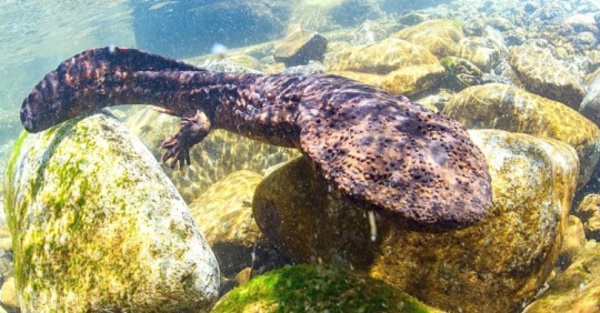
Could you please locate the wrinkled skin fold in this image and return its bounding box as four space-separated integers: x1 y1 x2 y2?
20 47 492 230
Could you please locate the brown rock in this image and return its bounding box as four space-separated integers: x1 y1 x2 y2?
274 25 328 67
443 83 600 188
509 45 586 109
253 129 579 313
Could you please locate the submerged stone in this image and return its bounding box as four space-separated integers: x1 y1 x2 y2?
326 38 438 74
188 170 267 276
575 194 600 241
443 83 600 188
330 63 445 96
524 240 600 312
393 19 464 57
212 264 444 313
273 25 327 67
4 111 219 312
252 129 579 313
509 45 586 109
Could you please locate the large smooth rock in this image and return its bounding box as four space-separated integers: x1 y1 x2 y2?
393 20 464 57
326 38 439 74
509 45 586 109
252 129 579 313
443 83 600 188
212 264 444 313
4 112 219 312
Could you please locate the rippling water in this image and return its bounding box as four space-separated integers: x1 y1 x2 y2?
0 0 134 137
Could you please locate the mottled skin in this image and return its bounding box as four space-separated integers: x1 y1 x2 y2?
21 47 492 230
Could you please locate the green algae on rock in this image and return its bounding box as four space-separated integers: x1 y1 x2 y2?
211 264 444 313
252 129 579 313
443 83 600 189
4 111 219 313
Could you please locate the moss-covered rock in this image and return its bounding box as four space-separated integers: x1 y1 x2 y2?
326 38 439 74
211 264 444 313
393 20 464 57
443 83 600 188
252 129 579 313
509 45 586 109
4 111 219 312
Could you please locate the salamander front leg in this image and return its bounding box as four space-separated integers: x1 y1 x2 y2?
160 109 212 169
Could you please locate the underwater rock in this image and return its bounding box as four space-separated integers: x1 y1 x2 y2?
351 20 389 46
443 83 600 189
273 25 327 67
211 264 444 313
524 240 600 313
574 194 600 241
580 73 600 128
125 107 300 203
454 36 502 72
393 20 465 58
509 45 586 109
0 277 18 311
326 38 438 74
189 170 273 276
330 63 445 96
4 112 219 312
252 129 579 313
557 215 587 270
439 56 483 91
